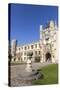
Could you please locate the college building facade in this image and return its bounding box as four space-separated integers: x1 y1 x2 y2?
10 20 58 63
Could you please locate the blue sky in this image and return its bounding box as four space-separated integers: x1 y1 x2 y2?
10 4 58 45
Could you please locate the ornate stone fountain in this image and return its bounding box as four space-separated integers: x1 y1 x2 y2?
18 51 42 86
25 58 32 72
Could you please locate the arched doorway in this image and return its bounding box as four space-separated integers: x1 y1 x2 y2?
45 52 51 62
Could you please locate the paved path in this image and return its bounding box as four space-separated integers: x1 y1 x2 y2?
10 62 53 86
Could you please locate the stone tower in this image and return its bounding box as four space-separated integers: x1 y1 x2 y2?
40 20 58 63
40 25 43 40
11 40 17 61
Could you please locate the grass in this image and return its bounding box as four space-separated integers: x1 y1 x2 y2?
32 63 58 85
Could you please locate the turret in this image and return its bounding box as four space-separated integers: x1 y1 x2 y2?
55 21 58 30
40 25 43 40
11 40 17 61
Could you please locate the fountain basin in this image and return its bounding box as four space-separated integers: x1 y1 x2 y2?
18 70 42 81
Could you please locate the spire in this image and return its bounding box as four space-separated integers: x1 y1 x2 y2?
40 25 43 31
55 21 57 30
49 20 54 28
40 25 43 40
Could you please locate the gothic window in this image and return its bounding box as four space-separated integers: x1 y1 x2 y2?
35 44 37 48
24 46 27 50
28 45 29 49
19 48 20 50
31 45 33 49
45 34 49 40
46 43 49 45
39 51 40 55
53 56 54 58
24 57 26 60
35 51 37 55
46 37 49 41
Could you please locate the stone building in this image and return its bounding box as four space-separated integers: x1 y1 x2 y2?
10 20 58 63
11 40 17 61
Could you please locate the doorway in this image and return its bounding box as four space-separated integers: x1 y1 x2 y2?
45 52 51 62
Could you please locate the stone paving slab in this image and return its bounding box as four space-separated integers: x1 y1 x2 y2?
10 62 53 86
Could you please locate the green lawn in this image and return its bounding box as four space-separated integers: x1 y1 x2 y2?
32 63 58 85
